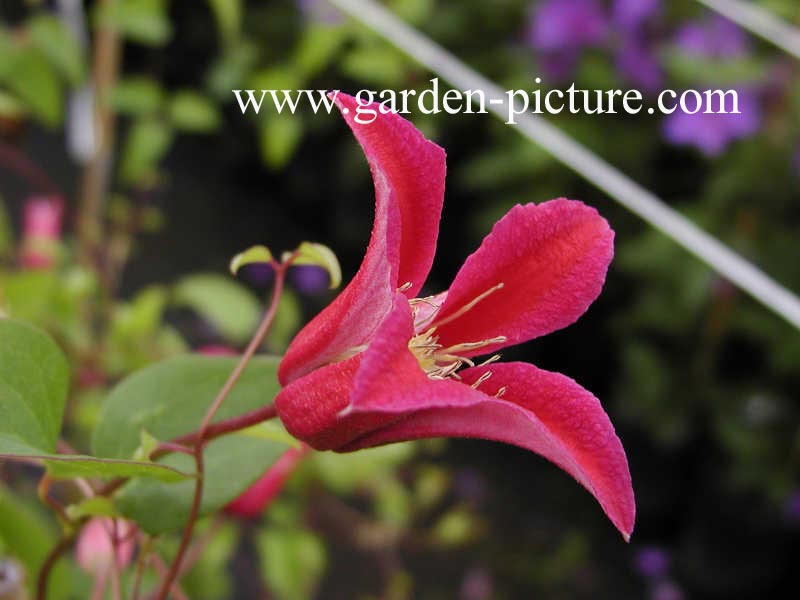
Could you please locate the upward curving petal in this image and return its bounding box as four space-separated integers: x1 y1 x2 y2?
279 94 446 384
343 362 635 540
431 199 614 357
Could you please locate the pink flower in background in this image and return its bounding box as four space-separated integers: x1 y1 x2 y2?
227 444 310 517
76 518 136 575
20 195 64 269
275 94 635 539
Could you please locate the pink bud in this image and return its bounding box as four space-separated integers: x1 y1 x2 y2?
75 518 136 575
20 196 64 270
227 444 309 518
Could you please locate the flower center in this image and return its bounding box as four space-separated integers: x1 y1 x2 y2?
407 283 506 387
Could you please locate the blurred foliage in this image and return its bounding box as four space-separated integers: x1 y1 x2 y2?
0 0 798 598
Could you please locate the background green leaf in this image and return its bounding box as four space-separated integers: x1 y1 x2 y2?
172 274 262 344
92 355 287 533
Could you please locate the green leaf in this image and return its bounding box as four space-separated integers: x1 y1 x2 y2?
0 485 76 599
97 0 172 46
230 244 274 275
169 91 221 132
27 14 85 84
0 318 185 481
110 77 164 115
0 319 69 455
259 113 303 170
0 195 13 258
64 496 117 521
290 242 341 289
293 24 345 79
257 526 327 600
172 274 262 343
1 47 63 126
92 355 287 533
206 0 241 46
119 117 173 185
44 455 190 482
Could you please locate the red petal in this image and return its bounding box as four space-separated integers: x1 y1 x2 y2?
226 444 309 518
344 362 635 540
431 200 614 356
279 94 446 384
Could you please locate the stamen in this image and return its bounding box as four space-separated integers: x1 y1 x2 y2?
470 370 492 389
476 354 501 368
430 283 504 329
397 281 413 292
495 386 507 398
439 336 506 355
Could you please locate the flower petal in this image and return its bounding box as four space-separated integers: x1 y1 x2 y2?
344 362 635 540
278 93 446 384
431 199 614 356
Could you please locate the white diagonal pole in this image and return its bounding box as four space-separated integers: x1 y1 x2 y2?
696 0 800 61
329 0 800 330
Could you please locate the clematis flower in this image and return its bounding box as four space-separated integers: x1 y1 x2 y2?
19 195 64 270
76 518 136 575
227 444 310 518
275 94 635 539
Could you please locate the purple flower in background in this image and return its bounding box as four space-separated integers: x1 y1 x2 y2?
650 580 685 600
289 264 329 295
633 546 671 579
616 37 663 92
528 0 608 52
296 0 342 24
662 88 761 157
783 489 800 524
527 0 608 80
612 0 661 32
459 567 493 600
674 15 749 59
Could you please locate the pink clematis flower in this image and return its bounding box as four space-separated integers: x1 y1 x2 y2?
275 94 635 539
19 195 64 269
227 444 310 518
76 518 136 575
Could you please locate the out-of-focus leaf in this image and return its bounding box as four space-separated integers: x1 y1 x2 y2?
96 0 172 46
206 0 241 46
662 50 767 86
257 526 327 600
1 47 62 126
173 274 262 343
0 485 76 599
207 42 259 99
294 24 345 78
389 0 434 24
27 14 85 84
312 443 415 494
0 90 26 118
119 117 173 185
340 46 408 86
259 113 303 170
0 319 68 456
0 196 13 257
104 286 187 375
431 505 482 547
266 289 302 353
92 355 287 533
182 521 238 600
169 91 221 132
110 77 164 115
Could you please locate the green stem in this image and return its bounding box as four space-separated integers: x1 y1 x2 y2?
152 262 288 600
